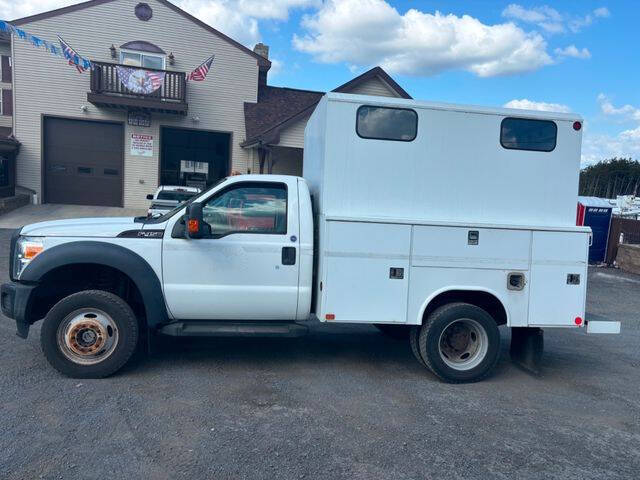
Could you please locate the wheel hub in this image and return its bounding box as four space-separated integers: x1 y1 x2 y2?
57 309 119 365
438 318 488 371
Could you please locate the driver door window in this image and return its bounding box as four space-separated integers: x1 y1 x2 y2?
202 184 287 237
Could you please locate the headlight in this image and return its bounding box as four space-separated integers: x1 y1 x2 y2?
13 237 44 280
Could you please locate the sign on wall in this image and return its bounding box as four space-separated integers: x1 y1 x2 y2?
130 134 153 157
128 110 151 127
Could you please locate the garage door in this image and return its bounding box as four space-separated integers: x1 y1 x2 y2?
44 118 123 207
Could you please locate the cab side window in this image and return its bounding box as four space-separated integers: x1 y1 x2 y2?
202 183 287 237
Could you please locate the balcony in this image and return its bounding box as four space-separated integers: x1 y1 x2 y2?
88 61 188 115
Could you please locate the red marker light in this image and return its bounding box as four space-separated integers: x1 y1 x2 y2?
573 121 582 131
574 316 583 325
325 314 335 321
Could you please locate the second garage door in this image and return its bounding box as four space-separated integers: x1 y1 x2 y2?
44 117 124 207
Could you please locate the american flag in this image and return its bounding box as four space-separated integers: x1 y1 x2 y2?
58 35 89 73
187 55 214 82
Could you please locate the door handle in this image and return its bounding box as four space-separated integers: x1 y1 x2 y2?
282 247 296 265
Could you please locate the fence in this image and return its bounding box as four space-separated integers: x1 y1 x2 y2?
605 216 640 264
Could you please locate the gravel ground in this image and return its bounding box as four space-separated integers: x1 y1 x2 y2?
0 228 638 479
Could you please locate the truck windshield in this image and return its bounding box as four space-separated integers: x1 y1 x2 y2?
157 191 198 202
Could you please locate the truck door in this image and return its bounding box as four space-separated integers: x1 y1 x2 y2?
162 178 300 320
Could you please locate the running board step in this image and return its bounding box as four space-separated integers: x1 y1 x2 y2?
158 321 309 338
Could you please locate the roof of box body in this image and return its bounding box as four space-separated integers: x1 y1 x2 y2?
324 92 583 122
11 0 270 70
242 66 412 146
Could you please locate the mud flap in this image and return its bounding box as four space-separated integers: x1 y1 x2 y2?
510 327 543 375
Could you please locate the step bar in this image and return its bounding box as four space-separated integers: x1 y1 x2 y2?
158 321 309 338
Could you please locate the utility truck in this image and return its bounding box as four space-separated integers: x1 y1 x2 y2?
1 93 620 382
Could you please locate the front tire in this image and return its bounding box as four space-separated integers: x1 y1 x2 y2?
418 303 500 383
41 290 139 378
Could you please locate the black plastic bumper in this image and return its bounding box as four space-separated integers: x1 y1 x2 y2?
1 282 37 338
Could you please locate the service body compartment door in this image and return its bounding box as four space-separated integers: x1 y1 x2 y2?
322 221 411 323
528 231 589 326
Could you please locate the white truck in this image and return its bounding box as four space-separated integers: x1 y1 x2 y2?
1 93 619 382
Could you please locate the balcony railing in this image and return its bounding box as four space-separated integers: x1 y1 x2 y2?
88 61 187 114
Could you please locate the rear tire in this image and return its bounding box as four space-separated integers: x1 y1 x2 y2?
409 326 429 369
418 302 500 383
41 290 139 378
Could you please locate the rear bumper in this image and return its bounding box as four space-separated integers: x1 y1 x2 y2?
585 312 621 334
1 282 37 338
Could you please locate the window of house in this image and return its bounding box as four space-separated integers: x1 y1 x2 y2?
500 117 557 152
0 88 3 115
120 49 165 70
202 183 287 237
356 105 418 141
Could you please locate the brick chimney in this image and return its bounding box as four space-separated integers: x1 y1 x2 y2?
254 43 270 87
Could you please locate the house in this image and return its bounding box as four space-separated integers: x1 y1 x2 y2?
9 0 410 208
0 30 17 197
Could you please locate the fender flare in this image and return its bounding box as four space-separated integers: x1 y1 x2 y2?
416 286 510 326
21 241 168 328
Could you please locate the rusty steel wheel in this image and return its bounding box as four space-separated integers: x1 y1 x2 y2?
56 308 120 365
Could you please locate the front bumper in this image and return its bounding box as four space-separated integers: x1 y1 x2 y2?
1 282 37 338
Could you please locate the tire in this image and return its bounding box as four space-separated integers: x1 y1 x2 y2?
409 326 429 369
374 324 410 340
41 290 139 378
418 302 500 383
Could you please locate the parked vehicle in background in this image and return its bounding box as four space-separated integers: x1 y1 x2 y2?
146 185 201 217
0 93 620 382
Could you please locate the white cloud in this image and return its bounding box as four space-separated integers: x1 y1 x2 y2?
268 58 283 77
504 98 571 113
502 4 610 34
502 4 564 33
293 0 553 77
554 45 591 59
597 94 640 122
582 95 640 165
2 0 320 46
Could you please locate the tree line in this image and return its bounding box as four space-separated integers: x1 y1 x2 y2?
579 158 640 198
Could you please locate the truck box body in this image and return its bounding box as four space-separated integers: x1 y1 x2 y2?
304 93 590 327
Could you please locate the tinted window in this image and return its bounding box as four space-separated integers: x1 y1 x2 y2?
356 106 417 141
157 191 197 202
500 118 557 152
202 184 287 236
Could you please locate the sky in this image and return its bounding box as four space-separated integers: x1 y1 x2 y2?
3 0 639 166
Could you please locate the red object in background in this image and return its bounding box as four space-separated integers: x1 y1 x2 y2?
576 202 586 226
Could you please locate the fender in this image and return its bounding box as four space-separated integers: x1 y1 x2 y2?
21 241 168 328
416 286 510 326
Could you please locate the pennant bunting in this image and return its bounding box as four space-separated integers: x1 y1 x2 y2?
187 54 215 82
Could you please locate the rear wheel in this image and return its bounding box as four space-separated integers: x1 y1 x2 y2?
417 302 500 383
41 290 139 378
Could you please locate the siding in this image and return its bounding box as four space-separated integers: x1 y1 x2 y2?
277 114 310 149
0 42 11 128
13 0 259 208
347 76 399 98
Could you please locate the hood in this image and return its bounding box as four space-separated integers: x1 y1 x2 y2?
20 217 142 238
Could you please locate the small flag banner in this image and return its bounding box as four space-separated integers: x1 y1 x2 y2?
116 66 165 94
0 20 91 73
187 54 214 82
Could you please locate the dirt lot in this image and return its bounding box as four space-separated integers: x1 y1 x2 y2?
0 228 639 480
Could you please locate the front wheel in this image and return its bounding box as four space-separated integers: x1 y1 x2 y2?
41 290 139 378
417 302 500 383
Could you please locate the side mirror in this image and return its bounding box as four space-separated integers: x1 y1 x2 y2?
185 202 206 239
146 194 154 200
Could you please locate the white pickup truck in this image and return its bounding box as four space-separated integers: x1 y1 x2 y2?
1 93 619 382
